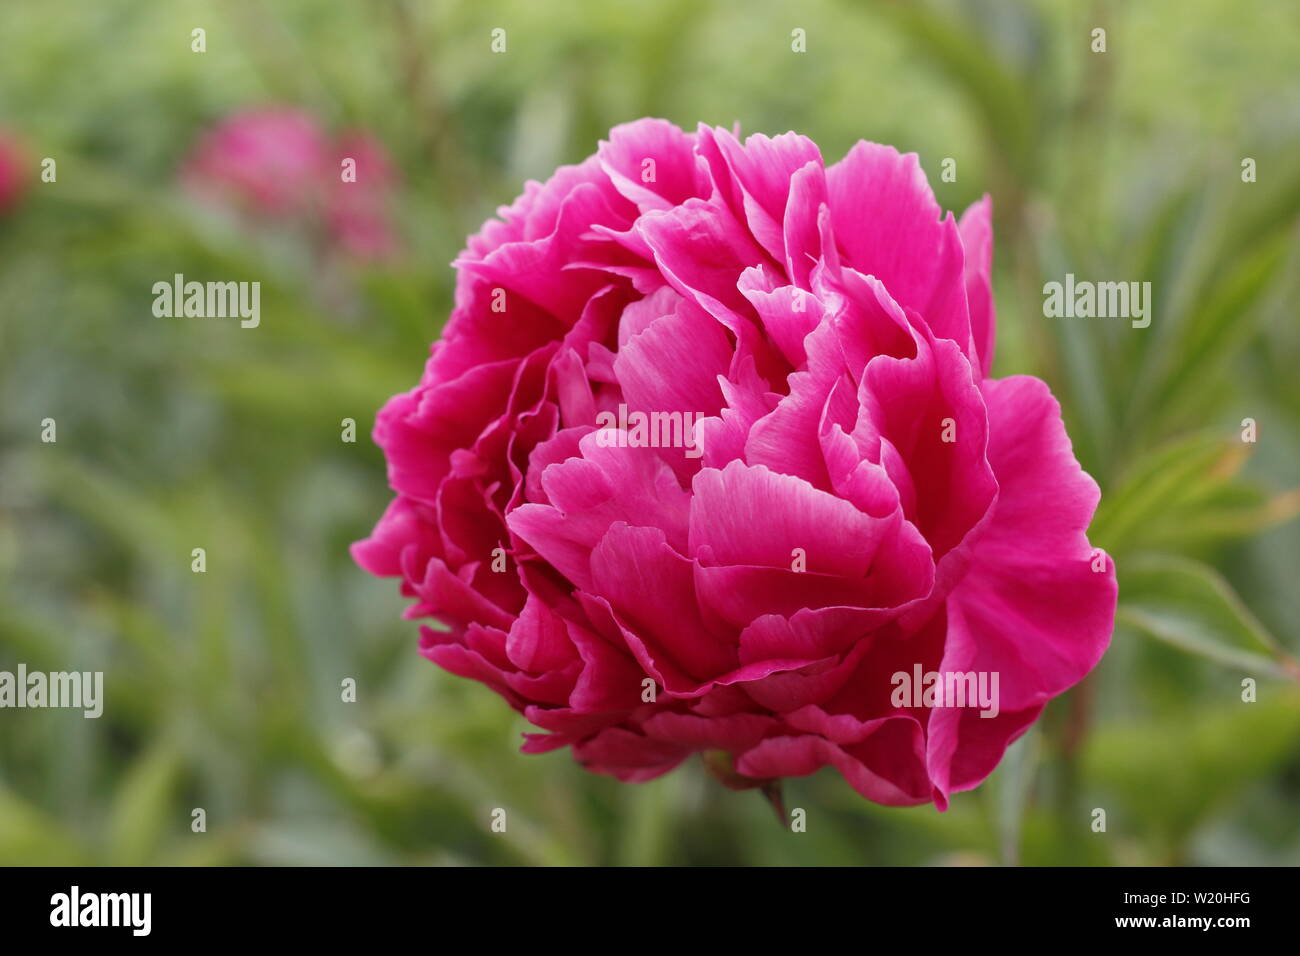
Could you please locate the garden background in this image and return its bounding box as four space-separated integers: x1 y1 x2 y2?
1 0 1298 865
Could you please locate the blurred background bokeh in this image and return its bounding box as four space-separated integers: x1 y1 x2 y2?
1 0 1298 866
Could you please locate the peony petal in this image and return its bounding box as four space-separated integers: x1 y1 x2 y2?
709 127 824 265
736 729 930 807
958 195 996 377
597 117 708 212
590 523 737 681
689 460 890 576
572 727 689 782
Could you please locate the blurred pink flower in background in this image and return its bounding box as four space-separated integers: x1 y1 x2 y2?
0 131 30 215
183 108 331 215
328 132 401 261
182 108 400 260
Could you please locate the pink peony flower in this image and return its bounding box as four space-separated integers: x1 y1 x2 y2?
0 131 30 215
353 119 1117 809
182 108 399 259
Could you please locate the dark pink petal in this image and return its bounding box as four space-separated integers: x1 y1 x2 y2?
783 163 829 288
853 326 996 561
974 375 1102 562
375 359 518 502
694 360 780 468
457 182 635 323
590 523 737 681
925 697 1043 800
351 496 440 578
508 432 692 590
709 127 824 264
616 286 680 347
409 558 516 632
597 118 708 212
739 635 872 710
825 142 974 363
565 618 647 712
941 376 1116 714
736 730 930 807
636 196 772 322
613 297 731 422
420 625 525 711
959 195 996 377
827 143 943 298
572 728 689 782
689 461 890 576
505 594 579 672
737 266 824 368
642 711 778 752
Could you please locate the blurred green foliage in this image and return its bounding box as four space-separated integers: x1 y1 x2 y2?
1 0 1298 865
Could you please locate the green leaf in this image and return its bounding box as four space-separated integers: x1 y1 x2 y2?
1118 554 1296 679
1091 433 1240 556
105 740 181 866
1137 232 1292 439
1090 433 1297 557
